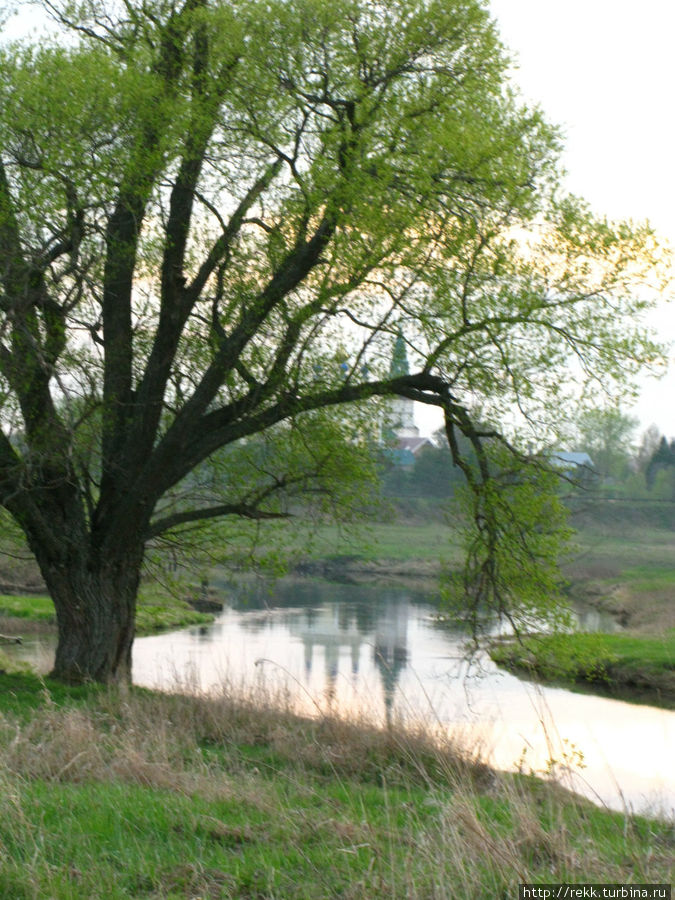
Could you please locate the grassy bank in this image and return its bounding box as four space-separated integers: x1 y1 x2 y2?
490 632 675 709
0 672 672 899
0 583 214 639
572 563 675 634
487 521 675 706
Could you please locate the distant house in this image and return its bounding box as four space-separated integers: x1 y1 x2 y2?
397 435 433 456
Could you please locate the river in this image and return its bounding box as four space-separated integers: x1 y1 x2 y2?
8 576 675 819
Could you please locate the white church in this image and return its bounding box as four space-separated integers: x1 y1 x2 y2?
384 333 435 464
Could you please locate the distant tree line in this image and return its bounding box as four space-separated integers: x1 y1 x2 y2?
646 436 675 492
381 445 462 501
380 411 675 506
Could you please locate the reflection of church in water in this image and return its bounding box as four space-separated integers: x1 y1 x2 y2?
287 595 409 724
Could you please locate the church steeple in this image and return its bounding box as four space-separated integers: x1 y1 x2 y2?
390 330 409 378
385 331 418 438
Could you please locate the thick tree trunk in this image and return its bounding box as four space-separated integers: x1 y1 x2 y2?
42 550 143 685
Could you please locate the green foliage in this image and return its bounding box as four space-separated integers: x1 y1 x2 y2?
443 445 573 637
646 436 675 495
146 406 383 579
574 406 639 479
382 446 464 500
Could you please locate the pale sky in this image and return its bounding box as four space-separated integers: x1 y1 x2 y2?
487 0 675 438
3 1 674 437
416 0 675 439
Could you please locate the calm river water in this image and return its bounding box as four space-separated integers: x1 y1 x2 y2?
11 576 675 818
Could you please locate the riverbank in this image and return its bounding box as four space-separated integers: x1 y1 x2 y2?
489 632 675 709
0 582 215 644
485 523 675 707
0 671 671 899
2 514 673 706
285 517 675 708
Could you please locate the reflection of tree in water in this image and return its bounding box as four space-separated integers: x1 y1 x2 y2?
216 577 344 612
214 575 434 614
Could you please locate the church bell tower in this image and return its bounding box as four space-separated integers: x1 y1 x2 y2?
386 332 419 439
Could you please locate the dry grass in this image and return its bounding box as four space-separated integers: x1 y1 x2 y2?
0 676 672 898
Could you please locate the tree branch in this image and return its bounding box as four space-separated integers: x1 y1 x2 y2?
99 0 209 495
146 503 289 539
185 158 283 304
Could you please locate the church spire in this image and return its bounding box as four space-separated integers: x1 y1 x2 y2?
385 330 418 438
390 330 409 378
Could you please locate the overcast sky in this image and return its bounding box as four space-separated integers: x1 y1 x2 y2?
487 0 674 437
3 1 674 437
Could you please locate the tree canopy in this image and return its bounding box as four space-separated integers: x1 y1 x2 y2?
0 0 665 682
646 435 675 494
574 407 639 479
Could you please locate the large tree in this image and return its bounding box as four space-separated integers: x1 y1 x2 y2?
0 0 662 682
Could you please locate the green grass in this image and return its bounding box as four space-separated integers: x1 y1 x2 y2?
352 521 462 562
565 524 675 579
0 673 671 898
210 516 464 568
616 565 675 593
0 670 102 715
0 592 56 622
135 582 214 633
0 584 213 636
595 631 675 667
490 631 675 708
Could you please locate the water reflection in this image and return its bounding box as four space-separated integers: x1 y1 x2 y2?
208 578 419 721
134 577 675 818
4 576 673 818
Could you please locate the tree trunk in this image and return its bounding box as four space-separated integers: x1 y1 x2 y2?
42 550 143 684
